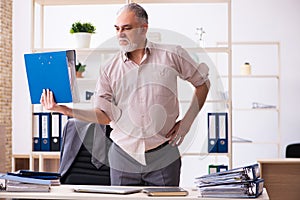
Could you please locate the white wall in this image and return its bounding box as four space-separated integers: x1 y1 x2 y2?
12 0 32 154
231 0 300 156
12 0 300 186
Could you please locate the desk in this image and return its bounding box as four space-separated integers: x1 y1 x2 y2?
258 158 300 200
0 185 269 200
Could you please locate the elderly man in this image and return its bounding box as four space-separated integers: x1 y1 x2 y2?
41 3 210 186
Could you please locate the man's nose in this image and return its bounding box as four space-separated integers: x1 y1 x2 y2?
117 31 125 37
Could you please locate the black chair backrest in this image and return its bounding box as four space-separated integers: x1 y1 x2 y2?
286 143 300 158
60 125 112 185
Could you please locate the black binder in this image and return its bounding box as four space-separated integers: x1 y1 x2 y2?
50 112 61 151
32 113 41 151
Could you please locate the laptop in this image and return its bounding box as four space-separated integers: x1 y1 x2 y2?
73 185 142 195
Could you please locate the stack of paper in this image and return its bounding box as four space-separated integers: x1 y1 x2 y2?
0 174 51 192
7 170 61 186
195 164 264 198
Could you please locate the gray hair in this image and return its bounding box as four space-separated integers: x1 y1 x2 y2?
118 3 148 24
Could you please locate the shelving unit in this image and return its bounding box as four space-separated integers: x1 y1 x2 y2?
218 41 280 167
13 0 232 182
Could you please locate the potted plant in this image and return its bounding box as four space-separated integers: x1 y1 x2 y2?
70 21 96 48
75 61 86 78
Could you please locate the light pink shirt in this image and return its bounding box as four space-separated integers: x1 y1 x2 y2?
94 41 209 164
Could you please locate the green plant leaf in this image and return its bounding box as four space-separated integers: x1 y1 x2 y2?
75 61 86 72
70 21 96 34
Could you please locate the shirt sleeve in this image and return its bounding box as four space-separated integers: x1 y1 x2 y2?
93 71 121 123
175 45 209 87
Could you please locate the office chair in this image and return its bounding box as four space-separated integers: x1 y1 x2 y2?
285 143 300 158
59 119 112 185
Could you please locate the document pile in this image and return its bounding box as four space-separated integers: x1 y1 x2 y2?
7 170 61 186
0 174 51 192
195 164 264 198
0 170 61 192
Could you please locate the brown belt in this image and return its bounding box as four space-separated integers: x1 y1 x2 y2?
145 141 169 153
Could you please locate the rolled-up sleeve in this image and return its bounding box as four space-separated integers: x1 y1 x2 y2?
93 72 121 123
175 46 209 87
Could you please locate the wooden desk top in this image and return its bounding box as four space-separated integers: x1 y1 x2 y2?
0 185 269 200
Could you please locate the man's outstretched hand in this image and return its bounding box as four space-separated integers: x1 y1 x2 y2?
40 89 60 111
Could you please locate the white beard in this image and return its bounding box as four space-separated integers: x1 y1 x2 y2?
119 38 138 52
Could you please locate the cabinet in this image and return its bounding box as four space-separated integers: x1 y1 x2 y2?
258 159 300 200
13 0 232 186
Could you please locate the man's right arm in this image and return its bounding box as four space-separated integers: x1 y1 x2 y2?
40 89 111 125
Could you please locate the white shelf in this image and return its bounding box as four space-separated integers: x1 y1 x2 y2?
187 47 230 53
32 47 230 54
34 0 230 6
34 0 129 5
233 108 279 112
221 75 279 79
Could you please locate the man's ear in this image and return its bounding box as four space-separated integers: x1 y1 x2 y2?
142 24 148 34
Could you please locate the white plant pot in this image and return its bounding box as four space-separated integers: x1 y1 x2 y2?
74 32 92 48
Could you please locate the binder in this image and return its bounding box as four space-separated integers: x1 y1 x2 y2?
196 164 264 198
208 112 228 153
0 174 51 192
8 170 61 179
198 179 264 198
208 113 218 153
196 164 260 186
24 50 79 104
32 113 41 151
208 165 228 174
218 113 228 153
60 114 69 149
40 113 51 151
50 112 61 151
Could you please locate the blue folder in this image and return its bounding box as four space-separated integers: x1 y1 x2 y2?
24 50 78 104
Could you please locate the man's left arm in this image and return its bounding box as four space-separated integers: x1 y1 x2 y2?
166 80 210 145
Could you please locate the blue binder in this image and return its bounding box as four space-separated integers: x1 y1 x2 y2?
217 113 228 153
24 50 79 104
208 112 228 153
40 113 51 151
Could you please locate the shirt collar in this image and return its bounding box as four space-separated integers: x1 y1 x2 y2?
121 40 152 62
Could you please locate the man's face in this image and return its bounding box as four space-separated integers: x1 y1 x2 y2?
114 10 147 52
